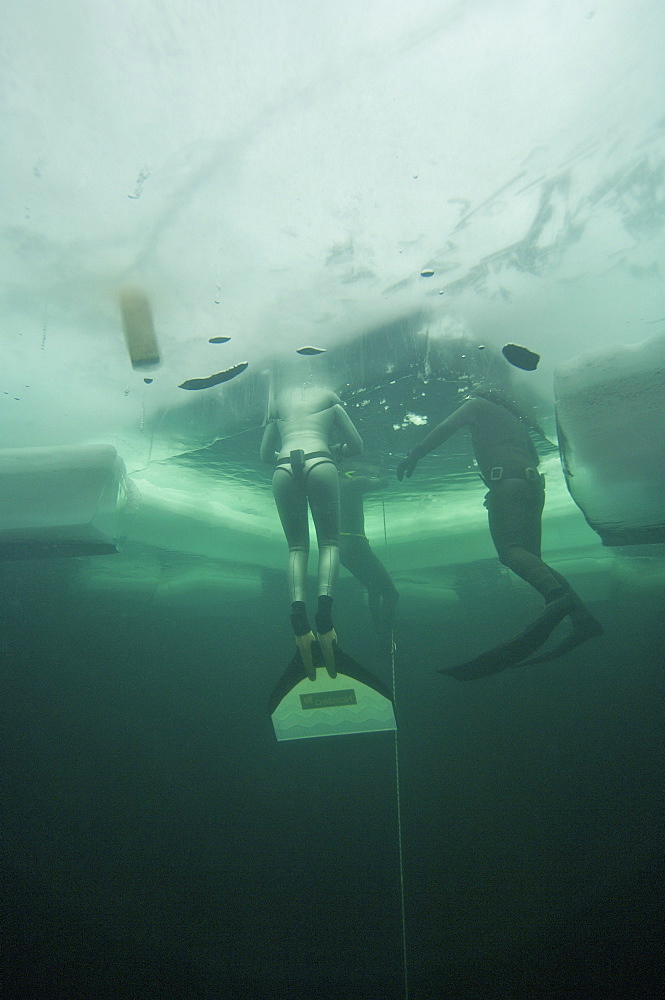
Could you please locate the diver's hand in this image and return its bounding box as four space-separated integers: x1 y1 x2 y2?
396 453 418 480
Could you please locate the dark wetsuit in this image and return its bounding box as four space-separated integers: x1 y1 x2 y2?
338 474 399 638
398 393 603 671
407 396 564 600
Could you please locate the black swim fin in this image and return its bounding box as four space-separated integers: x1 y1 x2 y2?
518 616 604 665
438 595 573 680
268 642 393 715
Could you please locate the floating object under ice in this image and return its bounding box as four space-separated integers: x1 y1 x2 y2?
209 336 231 344
118 287 161 370
296 346 327 356
143 378 153 384
420 268 435 277
178 362 248 391
269 642 396 741
502 343 540 371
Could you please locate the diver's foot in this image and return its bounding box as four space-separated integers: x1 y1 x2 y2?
439 595 574 680
520 615 603 665
295 630 317 681
315 595 334 634
316 628 337 678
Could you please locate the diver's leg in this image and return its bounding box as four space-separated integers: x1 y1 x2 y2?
487 480 563 601
490 478 602 644
339 536 374 610
364 548 399 632
340 537 381 631
548 568 594 623
369 558 399 655
367 589 382 631
307 461 340 599
439 480 574 677
522 568 603 663
272 468 310 602
483 480 601 666
308 462 340 598
272 468 316 678
442 481 602 679
342 538 398 638
307 460 340 676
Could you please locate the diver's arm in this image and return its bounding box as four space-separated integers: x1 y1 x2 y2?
411 405 471 458
260 420 281 464
333 404 363 458
397 401 473 480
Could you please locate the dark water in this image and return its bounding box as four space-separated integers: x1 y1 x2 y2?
1 551 663 1000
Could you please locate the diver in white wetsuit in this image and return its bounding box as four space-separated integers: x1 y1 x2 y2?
260 385 363 679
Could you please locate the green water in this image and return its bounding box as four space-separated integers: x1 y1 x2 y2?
2 517 662 999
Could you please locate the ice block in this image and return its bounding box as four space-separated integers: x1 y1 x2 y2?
0 444 131 559
554 333 665 546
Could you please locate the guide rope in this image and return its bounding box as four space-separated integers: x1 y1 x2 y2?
382 493 409 1000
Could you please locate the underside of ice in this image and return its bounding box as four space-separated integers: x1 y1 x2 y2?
1 1 665 578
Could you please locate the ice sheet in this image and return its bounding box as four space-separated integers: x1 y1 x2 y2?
554 333 665 545
2 1 665 466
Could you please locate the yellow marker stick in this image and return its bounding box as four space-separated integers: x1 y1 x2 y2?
119 287 161 370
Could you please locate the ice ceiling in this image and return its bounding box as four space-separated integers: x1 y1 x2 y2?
2 0 665 471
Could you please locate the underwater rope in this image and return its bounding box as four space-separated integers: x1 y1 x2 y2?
382 494 409 1000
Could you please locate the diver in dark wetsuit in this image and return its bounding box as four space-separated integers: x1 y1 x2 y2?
338 468 399 653
260 385 363 679
397 388 602 674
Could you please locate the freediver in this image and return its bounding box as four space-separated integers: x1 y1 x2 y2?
396 387 602 678
338 464 399 655
260 384 363 680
